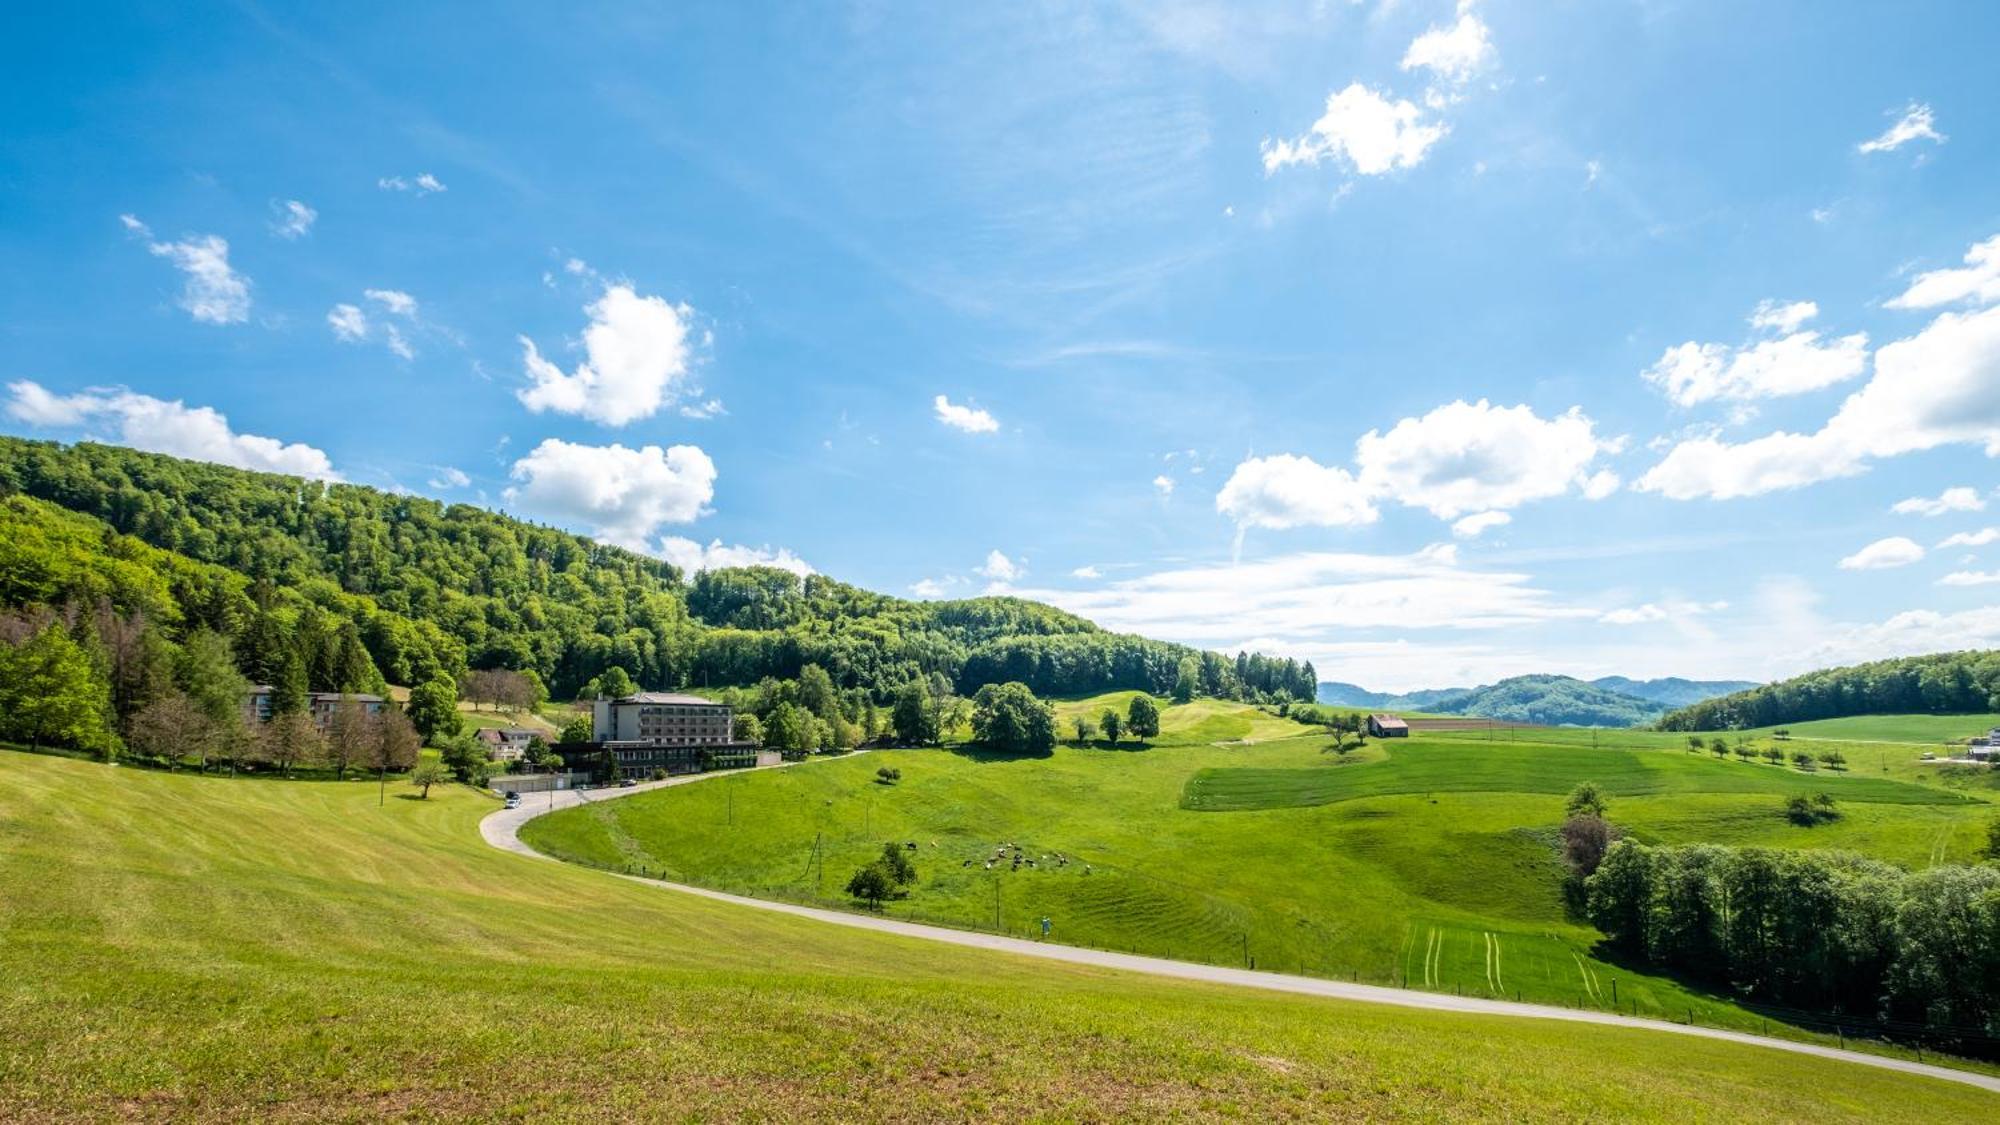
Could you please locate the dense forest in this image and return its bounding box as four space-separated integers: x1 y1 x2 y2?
1659 651 2000 731
1587 839 1999 1047
0 439 1315 751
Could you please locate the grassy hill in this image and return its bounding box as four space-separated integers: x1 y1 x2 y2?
521 699 1997 1054
9 750 1993 1120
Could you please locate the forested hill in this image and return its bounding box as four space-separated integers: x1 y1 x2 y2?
1658 651 2000 731
1405 675 1670 727
0 437 1315 702
1319 674 1753 727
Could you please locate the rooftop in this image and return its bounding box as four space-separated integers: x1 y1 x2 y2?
611 692 725 706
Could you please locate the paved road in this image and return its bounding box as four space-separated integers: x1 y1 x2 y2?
482 766 2000 1097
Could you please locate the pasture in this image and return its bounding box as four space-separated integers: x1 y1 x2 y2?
12 749 1996 1120
523 705 1999 1047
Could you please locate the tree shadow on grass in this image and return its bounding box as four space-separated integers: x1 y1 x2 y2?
942 743 1056 764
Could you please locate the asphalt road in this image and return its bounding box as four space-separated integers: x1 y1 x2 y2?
481 763 2000 1097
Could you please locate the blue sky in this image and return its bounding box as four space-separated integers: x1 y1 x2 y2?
4 2 1998 690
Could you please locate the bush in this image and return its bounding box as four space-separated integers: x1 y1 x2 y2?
844 862 894 908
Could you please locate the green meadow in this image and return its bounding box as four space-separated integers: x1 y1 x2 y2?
13 750 1999 1120
523 697 1999 1050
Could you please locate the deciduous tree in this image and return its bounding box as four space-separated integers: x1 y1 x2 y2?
1126 694 1161 743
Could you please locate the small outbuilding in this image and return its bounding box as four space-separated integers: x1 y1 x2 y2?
1367 714 1410 738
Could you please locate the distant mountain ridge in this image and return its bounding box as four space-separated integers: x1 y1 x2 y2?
1317 674 1759 728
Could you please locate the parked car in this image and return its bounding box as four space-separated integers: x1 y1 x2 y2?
619 777 637 788
503 792 521 809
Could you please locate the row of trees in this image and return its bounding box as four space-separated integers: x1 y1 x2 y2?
0 595 450 779
1067 695 1162 748
1586 840 2000 1035
1659 650 2000 730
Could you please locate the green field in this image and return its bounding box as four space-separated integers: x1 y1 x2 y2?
1741 713 2000 743
1052 691 1310 746
1184 742 1979 811
522 702 1998 1053
12 751 1997 1120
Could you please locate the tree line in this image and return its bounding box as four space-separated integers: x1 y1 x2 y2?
1586 839 2000 1044
1659 650 2000 731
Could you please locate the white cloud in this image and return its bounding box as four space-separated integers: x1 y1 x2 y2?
1837 536 1925 570
365 288 418 317
518 285 698 427
1262 83 1446 176
329 295 419 359
1641 300 1866 407
1598 599 1728 626
1401 1 1495 87
1749 299 1818 333
909 578 948 598
1638 282 2000 500
502 438 716 551
680 398 726 420
1152 474 1175 498
1635 429 1860 500
1450 510 1511 538
327 303 368 342
1798 604 2000 672
137 229 251 325
1886 234 2000 310
1017 545 1591 653
1354 401 1613 518
1857 102 1945 155
1070 565 1102 580
428 466 471 490
379 173 447 195
5 380 97 425
1216 453 1379 530
933 394 999 434
4 381 337 478
270 199 316 240
118 214 149 236
1892 486 1985 517
1939 570 2000 587
1219 401 1613 532
976 550 1023 583
656 536 813 577
1938 528 1999 549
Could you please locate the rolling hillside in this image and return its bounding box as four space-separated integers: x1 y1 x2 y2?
11 750 1992 1119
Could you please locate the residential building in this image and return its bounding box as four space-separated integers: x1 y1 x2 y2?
243 685 385 731
475 727 541 762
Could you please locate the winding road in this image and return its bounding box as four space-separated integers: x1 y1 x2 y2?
481 766 2000 1097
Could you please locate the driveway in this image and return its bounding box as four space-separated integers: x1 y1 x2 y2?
481 761 2000 1096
